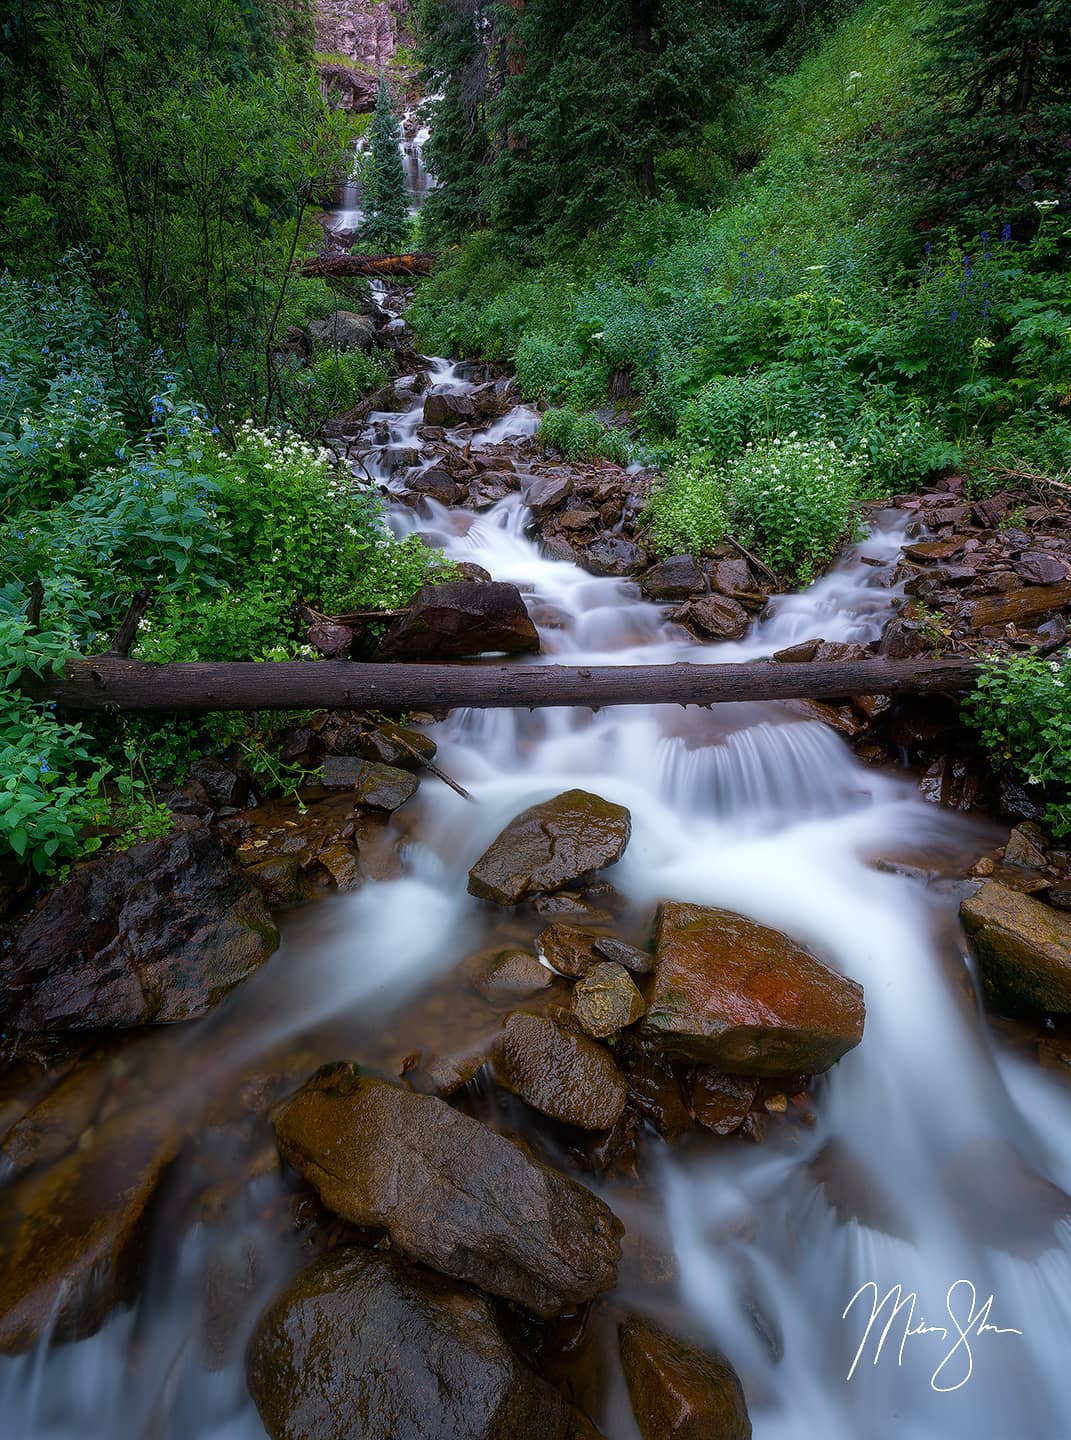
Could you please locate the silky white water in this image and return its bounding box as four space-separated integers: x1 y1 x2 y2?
3 348 1069 1440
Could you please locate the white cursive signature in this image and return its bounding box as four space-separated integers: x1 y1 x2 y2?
843 1280 1023 1392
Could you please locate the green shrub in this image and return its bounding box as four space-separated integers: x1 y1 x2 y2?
320 533 460 614
301 348 389 419
538 407 632 464
727 436 866 581
642 452 731 556
964 654 1071 837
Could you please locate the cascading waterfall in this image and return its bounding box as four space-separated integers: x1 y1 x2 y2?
4 246 1070 1440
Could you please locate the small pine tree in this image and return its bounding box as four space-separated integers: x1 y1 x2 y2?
358 76 412 252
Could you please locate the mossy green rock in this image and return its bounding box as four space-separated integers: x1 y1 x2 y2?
248 1247 572 1440
961 881 1071 1014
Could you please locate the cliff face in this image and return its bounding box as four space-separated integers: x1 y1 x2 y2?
315 0 411 69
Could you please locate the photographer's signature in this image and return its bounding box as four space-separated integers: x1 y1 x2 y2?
843 1280 1023 1392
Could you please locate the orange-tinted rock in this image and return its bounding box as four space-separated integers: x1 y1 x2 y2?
642 902 864 1074
573 963 646 1038
468 790 631 906
248 1248 572 1440
491 1013 628 1130
272 1067 622 1316
689 1071 757 1136
965 581 1071 630
538 923 603 976
619 1315 752 1440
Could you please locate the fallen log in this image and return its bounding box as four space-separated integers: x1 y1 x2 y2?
299 252 437 279
22 656 981 714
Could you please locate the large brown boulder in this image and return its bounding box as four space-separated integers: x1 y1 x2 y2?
248 1248 571 1440
423 391 476 427
377 581 540 661
620 1315 751 1440
469 790 631 906
272 1067 623 1316
0 831 278 1031
961 882 1071 1014
642 902 864 1074
490 1013 628 1129
641 556 707 601
0 1103 180 1352
306 310 377 353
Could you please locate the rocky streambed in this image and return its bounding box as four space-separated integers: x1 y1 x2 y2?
2 286 1071 1440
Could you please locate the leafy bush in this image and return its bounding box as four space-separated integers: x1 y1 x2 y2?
964 654 1071 837
538 408 632 464
728 436 865 581
299 347 389 420
642 452 731 556
320 533 460 614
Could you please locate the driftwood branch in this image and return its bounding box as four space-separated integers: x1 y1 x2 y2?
21 656 981 714
300 252 437 279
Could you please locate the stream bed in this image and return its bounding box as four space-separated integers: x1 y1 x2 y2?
3 288 1071 1440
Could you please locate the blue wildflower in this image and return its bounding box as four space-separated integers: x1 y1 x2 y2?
1001 223 1012 242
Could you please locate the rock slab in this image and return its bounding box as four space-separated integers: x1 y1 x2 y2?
377 581 540 661
961 881 1071 1014
491 1013 628 1129
620 1315 752 1440
272 1067 623 1316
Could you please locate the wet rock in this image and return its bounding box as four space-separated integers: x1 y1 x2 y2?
678 594 749 641
307 621 354 658
619 1315 752 1440
961 882 1071 1014
410 467 460 505
641 556 707 601
469 791 631 906
557 506 600 533
0 1103 180 1352
306 310 376 353
1003 822 1050 870
320 755 364 788
377 581 540 661
772 638 821 662
903 538 964 563
689 1071 757 1136
642 902 865 1074
318 841 363 892
525 474 573 518
573 963 646 1038
247 1248 571 1440
584 537 648 577
491 1013 628 1130
1016 551 1069 585
0 1057 112 1176
710 559 756 596
352 760 420 811
423 392 475 428
358 721 437 770
247 855 310 908
878 618 928 659
471 948 557 1004
593 936 654 975
538 922 602 976
620 1041 691 1142
0 832 278 1031
189 758 249 810
272 1067 623 1315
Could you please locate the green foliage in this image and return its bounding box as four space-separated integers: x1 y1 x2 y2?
298 347 390 419
727 436 866 581
641 454 731 556
965 654 1071 836
0 0 347 418
537 408 632 464
359 77 412 252
321 533 460 614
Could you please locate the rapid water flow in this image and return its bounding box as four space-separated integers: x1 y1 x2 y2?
3 317 1070 1440
329 108 435 236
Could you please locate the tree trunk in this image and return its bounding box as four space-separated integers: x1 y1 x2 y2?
22 656 981 714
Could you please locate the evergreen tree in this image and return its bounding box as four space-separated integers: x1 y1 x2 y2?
416 0 495 242
359 76 412 251
892 0 1071 236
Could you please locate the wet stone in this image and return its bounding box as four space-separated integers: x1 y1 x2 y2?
358 722 437 770
377 580 540 661
961 882 1071 1014
573 962 647 1039
538 922 602 976
272 1067 623 1316
641 555 707 601
689 1071 758 1136
247 1248 572 1440
491 1012 629 1130
593 936 654 975
470 947 557 1004
352 761 420 811
468 790 632 906
619 1315 752 1440
642 901 865 1075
